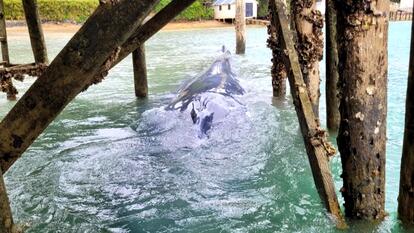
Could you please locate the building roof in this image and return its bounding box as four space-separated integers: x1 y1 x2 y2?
213 0 256 5
213 0 235 5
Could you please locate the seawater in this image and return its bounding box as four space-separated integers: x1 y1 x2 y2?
0 22 411 232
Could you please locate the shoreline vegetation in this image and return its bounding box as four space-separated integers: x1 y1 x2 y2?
4 0 214 23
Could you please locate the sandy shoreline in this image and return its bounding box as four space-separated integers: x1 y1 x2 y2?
6 20 253 36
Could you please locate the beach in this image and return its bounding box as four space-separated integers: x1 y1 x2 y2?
6 20 240 36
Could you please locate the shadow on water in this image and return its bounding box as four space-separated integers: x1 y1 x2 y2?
0 22 413 232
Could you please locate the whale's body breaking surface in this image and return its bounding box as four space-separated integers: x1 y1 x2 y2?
167 47 245 137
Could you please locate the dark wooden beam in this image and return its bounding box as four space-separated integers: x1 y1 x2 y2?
22 0 48 64
398 2 414 224
325 0 340 131
132 44 148 98
0 0 9 65
0 168 16 233
336 0 388 220
0 0 160 174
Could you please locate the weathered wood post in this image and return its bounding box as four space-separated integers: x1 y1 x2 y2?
132 44 148 98
267 0 287 97
325 0 340 131
0 0 159 174
398 3 414 224
0 169 15 233
0 0 9 65
235 0 246 54
22 0 48 64
336 0 389 220
269 0 346 228
291 0 323 117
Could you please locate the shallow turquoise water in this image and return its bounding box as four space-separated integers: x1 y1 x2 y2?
0 22 411 232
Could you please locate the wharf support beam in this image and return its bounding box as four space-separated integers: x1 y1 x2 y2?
22 0 48 64
291 0 323 117
0 0 160 174
235 0 246 54
0 0 9 65
325 0 340 131
398 3 414 224
336 0 388 220
132 44 148 98
87 0 197 87
0 169 16 233
269 0 346 228
267 0 287 98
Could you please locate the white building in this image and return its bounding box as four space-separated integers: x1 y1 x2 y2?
316 0 325 15
400 0 413 12
213 0 258 20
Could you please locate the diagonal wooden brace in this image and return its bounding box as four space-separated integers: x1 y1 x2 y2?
87 0 197 87
0 0 160 174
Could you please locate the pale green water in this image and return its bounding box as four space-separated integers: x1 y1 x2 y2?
0 22 411 232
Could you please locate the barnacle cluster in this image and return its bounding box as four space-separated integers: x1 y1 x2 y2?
335 0 387 41
292 0 324 77
84 46 121 91
267 2 287 96
0 64 47 100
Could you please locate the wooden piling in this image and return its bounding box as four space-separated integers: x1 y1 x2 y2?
0 168 15 233
398 4 414 224
269 0 346 227
0 0 159 174
87 0 197 87
291 0 323 117
235 0 246 54
336 0 389 220
325 0 340 131
0 0 9 65
132 44 148 98
22 0 48 64
267 0 287 97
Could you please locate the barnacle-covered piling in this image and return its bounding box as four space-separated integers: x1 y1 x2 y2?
267 0 287 97
291 0 324 117
336 0 389 220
